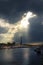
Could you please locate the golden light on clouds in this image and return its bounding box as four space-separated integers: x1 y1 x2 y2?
21 17 29 28
0 12 37 43
21 12 36 28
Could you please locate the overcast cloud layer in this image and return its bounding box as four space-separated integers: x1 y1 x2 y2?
0 0 43 43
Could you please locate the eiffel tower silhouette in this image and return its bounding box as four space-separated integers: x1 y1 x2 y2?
20 36 22 45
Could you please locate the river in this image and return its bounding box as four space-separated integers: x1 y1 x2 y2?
0 47 43 65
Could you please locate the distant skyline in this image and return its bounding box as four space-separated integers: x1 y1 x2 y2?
0 0 43 43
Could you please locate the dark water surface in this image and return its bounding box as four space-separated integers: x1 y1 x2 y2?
0 47 43 65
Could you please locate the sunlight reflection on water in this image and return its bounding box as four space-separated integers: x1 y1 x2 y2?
3 49 13 61
0 47 42 65
22 48 30 65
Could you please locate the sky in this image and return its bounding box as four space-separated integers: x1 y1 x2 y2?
0 0 43 43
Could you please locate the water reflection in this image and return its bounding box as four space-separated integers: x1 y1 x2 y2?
3 49 13 61
22 48 30 65
0 48 42 65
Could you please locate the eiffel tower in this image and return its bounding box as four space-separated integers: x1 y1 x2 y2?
20 36 22 45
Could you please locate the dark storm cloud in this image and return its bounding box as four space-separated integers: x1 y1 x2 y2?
0 0 43 20
28 16 43 43
0 0 8 1
0 27 8 34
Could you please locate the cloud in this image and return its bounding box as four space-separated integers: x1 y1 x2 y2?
0 0 43 25
0 0 43 16
28 16 43 43
0 0 9 2
0 27 8 34
0 12 36 43
0 0 43 19
0 0 43 43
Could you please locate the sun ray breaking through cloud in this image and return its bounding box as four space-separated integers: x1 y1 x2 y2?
0 12 37 43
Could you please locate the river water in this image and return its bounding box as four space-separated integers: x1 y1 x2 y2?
0 47 43 65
